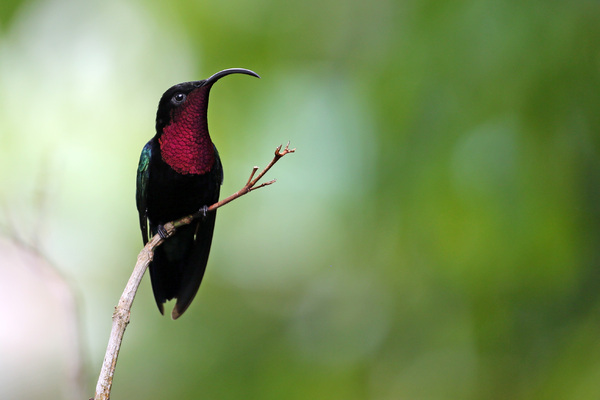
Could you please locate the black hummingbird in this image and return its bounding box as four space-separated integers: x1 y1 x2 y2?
136 68 260 319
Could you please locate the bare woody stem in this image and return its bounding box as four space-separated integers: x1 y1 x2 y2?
170 141 295 231
93 142 295 400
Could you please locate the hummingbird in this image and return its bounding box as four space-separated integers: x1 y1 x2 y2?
136 68 260 319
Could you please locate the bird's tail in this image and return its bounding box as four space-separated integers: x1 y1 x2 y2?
172 212 216 319
148 215 216 319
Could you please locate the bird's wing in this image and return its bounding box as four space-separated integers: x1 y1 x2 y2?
171 152 223 319
136 140 153 245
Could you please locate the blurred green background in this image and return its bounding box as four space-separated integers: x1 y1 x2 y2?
1 0 600 399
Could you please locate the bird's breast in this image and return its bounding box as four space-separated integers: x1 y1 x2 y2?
159 123 215 175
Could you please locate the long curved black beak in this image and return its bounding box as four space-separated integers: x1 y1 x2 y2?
203 68 260 87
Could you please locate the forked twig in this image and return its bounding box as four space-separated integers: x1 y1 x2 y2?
93 143 295 400
167 141 295 230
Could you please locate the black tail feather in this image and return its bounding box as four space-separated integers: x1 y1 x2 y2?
172 211 217 319
148 215 216 319
149 247 179 315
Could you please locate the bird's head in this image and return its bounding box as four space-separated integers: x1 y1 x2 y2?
153 68 259 175
155 68 260 132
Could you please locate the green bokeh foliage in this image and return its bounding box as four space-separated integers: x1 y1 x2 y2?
1 0 599 399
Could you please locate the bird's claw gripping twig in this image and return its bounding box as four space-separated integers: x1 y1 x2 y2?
157 225 169 240
198 205 209 219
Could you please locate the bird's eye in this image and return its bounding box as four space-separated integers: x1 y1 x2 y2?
172 93 186 104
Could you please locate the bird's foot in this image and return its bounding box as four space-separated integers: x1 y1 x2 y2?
157 224 169 239
198 205 209 220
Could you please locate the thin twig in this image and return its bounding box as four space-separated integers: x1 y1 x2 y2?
93 143 295 400
249 142 294 187
245 166 259 186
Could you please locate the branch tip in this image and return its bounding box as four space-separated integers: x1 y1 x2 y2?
246 166 259 186
276 141 296 157
249 179 277 192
